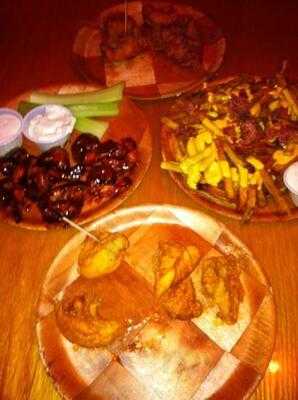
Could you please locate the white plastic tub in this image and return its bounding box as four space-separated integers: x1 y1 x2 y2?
0 108 23 157
23 104 75 152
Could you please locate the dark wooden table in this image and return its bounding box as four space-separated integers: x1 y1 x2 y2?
0 1 297 399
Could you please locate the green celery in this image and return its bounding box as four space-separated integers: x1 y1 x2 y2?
29 82 124 105
74 117 108 139
68 102 119 118
17 101 38 116
18 101 119 118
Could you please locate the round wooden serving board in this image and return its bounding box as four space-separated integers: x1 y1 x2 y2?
3 83 152 230
37 205 276 400
72 1 226 100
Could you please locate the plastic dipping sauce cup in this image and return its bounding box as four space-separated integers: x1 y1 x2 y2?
283 161 298 206
0 108 23 157
23 104 76 152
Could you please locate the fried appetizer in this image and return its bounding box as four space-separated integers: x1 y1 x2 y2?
159 278 202 320
100 13 145 62
201 256 244 324
55 278 124 347
155 241 200 298
78 233 129 279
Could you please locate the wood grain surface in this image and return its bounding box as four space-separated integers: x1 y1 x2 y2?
0 1 297 399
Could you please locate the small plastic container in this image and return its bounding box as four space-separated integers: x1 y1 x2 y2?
283 161 298 206
23 105 75 152
0 108 23 157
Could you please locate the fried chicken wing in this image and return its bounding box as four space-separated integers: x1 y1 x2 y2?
100 13 145 62
201 256 244 324
154 241 201 298
160 278 202 320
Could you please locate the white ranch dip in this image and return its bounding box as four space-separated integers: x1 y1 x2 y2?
27 105 75 143
284 161 298 206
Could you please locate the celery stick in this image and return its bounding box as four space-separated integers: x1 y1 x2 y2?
74 117 108 139
29 82 124 105
18 100 119 118
18 101 38 116
68 102 119 118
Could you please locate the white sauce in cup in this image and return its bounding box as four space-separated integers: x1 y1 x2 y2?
0 108 23 156
23 104 76 151
26 105 75 143
284 161 298 206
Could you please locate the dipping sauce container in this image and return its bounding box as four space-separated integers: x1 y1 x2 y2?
0 108 23 157
23 104 76 152
283 161 298 206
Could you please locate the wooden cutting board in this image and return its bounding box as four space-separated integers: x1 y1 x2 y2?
36 205 276 400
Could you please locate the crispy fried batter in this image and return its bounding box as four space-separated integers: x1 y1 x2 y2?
78 233 129 279
55 278 124 348
201 256 244 324
100 13 146 62
160 278 202 320
155 241 201 298
56 261 157 348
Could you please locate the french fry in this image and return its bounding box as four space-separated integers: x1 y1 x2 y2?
202 117 222 136
224 179 235 200
215 139 235 200
242 187 257 222
197 188 237 209
282 88 298 117
257 186 267 208
160 161 182 173
168 133 185 161
223 143 245 167
161 117 179 130
239 187 248 210
261 170 291 215
247 186 257 209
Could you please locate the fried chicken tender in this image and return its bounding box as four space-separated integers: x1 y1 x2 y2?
56 261 156 348
78 233 129 279
155 242 201 298
55 278 124 348
160 278 202 320
201 256 245 324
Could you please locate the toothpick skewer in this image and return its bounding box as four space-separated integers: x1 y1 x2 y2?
124 0 128 33
62 217 99 242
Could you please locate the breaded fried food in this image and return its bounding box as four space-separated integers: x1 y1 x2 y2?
155 241 201 298
201 256 244 324
55 278 124 348
100 13 145 62
78 233 129 279
56 261 157 348
160 278 202 320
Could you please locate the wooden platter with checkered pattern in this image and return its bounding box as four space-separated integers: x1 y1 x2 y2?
37 205 276 399
72 1 225 100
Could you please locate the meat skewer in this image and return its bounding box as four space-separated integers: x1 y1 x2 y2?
62 216 99 242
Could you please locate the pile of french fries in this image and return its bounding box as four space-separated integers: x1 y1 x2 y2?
162 126 291 220
160 74 298 220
